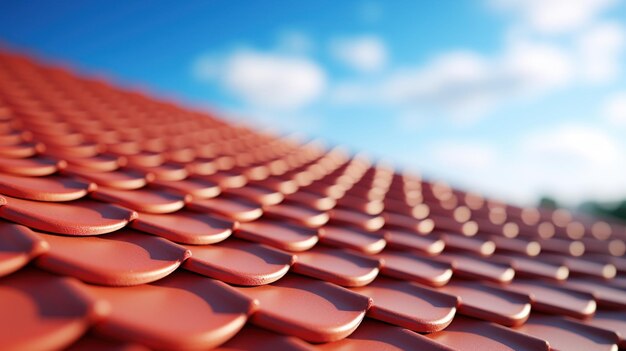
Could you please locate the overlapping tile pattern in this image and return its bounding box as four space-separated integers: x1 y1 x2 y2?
0 50 625 350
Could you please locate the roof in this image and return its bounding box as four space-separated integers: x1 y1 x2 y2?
0 50 625 351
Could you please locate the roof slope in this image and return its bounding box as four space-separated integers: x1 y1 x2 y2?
0 51 625 351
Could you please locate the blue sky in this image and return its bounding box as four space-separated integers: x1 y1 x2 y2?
1 0 626 206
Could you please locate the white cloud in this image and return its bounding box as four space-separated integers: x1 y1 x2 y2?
380 51 498 120
411 125 626 205
331 0 624 125
602 91 626 126
194 49 326 111
333 39 575 122
517 125 626 203
576 22 626 83
521 125 620 168
489 0 618 34
502 40 575 94
331 36 388 72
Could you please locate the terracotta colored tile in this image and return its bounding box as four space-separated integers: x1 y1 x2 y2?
62 167 150 190
106 141 142 156
440 281 531 327
0 195 137 235
0 173 94 202
293 247 380 287
36 229 189 286
441 253 515 283
132 162 189 181
353 278 457 332
185 157 217 176
215 325 316 351
301 181 345 199
384 229 444 255
123 151 164 167
91 186 188 214
0 268 107 351
238 274 371 343
0 141 40 158
206 170 248 189
378 251 453 287
330 207 384 231
472 217 519 237
63 153 121 172
286 189 336 211
440 233 495 256
336 195 384 215
515 315 618 351
562 278 626 308
44 142 101 158
8 50 626 351
494 254 569 280
131 210 233 245
66 333 150 351
430 215 478 236
0 130 28 145
427 317 549 351
236 219 318 252
184 239 294 286
489 235 541 256
537 237 586 256
166 147 196 163
383 211 434 232
598 255 626 273
0 155 64 176
189 195 263 222
319 319 455 351
222 185 283 207
88 271 256 350
264 202 329 228
506 279 596 319
582 237 626 257
318 225 386 254
0 222 48 277
151 176 220 199
542 254 617 279
586 311 626 349
253 177 299 195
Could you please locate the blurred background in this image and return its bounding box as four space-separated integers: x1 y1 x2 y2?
1 0 625 217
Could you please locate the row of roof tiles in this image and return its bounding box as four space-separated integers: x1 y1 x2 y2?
0 51 625 351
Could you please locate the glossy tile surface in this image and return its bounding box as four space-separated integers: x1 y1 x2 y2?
1 50 625 351
131 210 233 245
184 239 293 286
35 230 190 286
238 275 371 343
0 269 106 351
353 278 458 332
0 196 137 235
88 271 256 350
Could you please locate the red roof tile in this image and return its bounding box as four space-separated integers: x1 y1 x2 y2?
87 271 256 350
183 239 293 286
0 269 107 351
35 229 190 286
238 275 371 343
0 222 49 276
0 50 624 350
0 196 137 235
353 278 458 333
131 210 233 245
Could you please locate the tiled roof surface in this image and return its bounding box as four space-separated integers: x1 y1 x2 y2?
0 50 625 351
